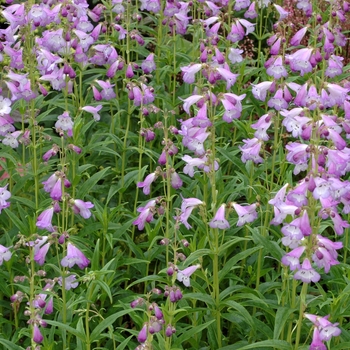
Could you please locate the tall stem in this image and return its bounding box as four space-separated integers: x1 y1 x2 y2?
294 282 308 350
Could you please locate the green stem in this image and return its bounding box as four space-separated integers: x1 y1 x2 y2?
287 279 298 344
208 90 221 348
294 282 308 350
85 285 94 350
119 99 131 206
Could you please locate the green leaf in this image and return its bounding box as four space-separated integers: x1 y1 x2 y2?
332 343 350 350
92 279 113 304
5 207 29 235
173 320 215 347
221 300 255 332
91 239 100 270
77 167 111 198
90 309 134 342
273 307 295 340
44 320 85 341
182 293 215 307
0 339 24 350
219 246 261 282
219 340 293 350
116 335 134 350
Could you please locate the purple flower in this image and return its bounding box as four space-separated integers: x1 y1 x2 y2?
209 204 230 229
286 48 313 76
33 324 43 344
61 243 90 269
72 199 94 219
216 67 239 90
227 22 245 43
280 108 310 138
165 324 173 337
182 155 206 177
266 56 288 79
0 96 11 116
294 258 320 283
2 4 26 29
50 177 62 201
236 18 255 35
2 131 22 148
251 81 274 101
34 242 50 266
153 304 163 320
133 200 156 230
251 113 272 141
181 64 202 84
221 93 246 122
95 80 116 100
176 264 200 287
82 105 102 121
137 324 148 343
89 44 119 66
228 48 243 64
239 138 263 163
55 111 74 137
290 27 308 46
179 197 203 229
0 184 11 212
137 172 158 195
312 246 339 273
180 95 203 114
305 314 341 342
268 88 288 111
234 0 250 10
325 55 343 78
318 320 341 341
309 328 327 350
142 53 156 74
44 297 54 315
0 244 11 265
43 145 59 162
36 207 54 231
244 2 257 19
58 274 79 290
281 246 305 271
170 171 182 190
285 142 309 175
274 4 289 20
232 203 258 226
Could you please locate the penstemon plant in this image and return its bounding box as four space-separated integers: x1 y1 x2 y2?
0 0 349 349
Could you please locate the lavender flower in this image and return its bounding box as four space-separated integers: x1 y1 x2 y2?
294 258 320 283
33 324 43 344
181 64 202 84
61 243 90 269
34 242 50 266
179 197 204 229
82 105 102 121
0 184 11 212
55 111 74 137
72 199 94 219
58 274 79 290
133 200 156 230
141 53 156 74
176 264 200 287
137 172 158 195
0 244 11 265
232 203 258 226
36 207 54 231
209 204 230 229
137 324 148 343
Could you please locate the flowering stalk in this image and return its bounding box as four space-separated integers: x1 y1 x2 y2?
207 92 222 348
